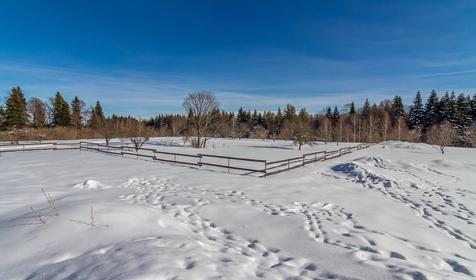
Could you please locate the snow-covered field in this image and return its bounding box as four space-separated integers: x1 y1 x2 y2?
1 139 475 280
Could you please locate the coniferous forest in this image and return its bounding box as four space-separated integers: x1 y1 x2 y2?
1 86 476 148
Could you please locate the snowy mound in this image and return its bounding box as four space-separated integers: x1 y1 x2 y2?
73 180 111 190
380 141 433 152
331 157 395 188
354 156 388 168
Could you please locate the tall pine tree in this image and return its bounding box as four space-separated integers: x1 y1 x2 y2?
390 95 404 126
454 93 472 130
52 92 71 127
361 99 371 121
424 90 439 130
439 92 453 124
5 86 28 128
70 96 84 129
283 104 297 123
325 107 333 121
332 106 340 126
349 102 356 115
408 92 424 130
89 101 105 129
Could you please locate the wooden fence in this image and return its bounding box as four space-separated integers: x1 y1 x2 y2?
263 144 368 176
0 141 370 177
0 142 81 154
79 141 370 177
79 141 267 175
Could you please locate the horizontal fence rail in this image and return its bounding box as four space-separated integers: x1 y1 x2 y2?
78 141 370 177
0 140 370 177
263 144 369 177
0 142 81 154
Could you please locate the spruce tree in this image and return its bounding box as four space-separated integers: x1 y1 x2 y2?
390 95 404 126
275 107 283 133
251 110 258 127
361 99 370 121
89 101 105 129
408 92 424 130
325 106 333 121
52 92 71 127
94 101 105 120
237 107 248 123
284 104 297 123
5 86 28 128
332 106 340 126
71 96 84 128
349 102 356 115
257 112 264 126
448 92 458 124
455 93 472 130
424 90 439 129
439 92 452 124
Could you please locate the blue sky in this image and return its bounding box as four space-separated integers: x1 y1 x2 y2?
0 0 475 116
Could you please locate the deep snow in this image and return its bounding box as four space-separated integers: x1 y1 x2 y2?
0 139 475 280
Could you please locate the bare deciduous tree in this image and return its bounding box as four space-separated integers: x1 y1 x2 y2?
427 124 457 154
27 97 47 128
467 124 476 148
383 111 389 141
251 125 268 141
182 92 219 148
293 122 315 150
237 123 250 140
129 122 150 151
99 120 119 146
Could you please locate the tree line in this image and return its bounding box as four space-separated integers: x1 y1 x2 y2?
1 86 106 129
1 86 476 149
0 86 153 142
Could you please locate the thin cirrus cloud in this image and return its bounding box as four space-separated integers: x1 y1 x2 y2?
1 59 475 117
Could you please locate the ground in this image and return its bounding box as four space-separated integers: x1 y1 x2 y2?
0 139 475 280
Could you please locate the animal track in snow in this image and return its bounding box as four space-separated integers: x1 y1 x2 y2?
119 177 457 280
331 157 476 250
119 178 336 279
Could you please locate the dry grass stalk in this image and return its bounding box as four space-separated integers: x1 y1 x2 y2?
30 207 46 224
41 188 59 216
90 206 95 226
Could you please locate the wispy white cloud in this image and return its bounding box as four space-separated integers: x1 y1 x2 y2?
1 59 475 117
418 69 476 78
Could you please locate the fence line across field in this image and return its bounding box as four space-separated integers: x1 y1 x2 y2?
78 141 370 177
0 142 81 154
0 140 370 176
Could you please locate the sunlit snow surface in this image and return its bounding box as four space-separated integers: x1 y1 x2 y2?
0 139 475 279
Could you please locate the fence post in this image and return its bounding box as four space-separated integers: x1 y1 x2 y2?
302 155 305 166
